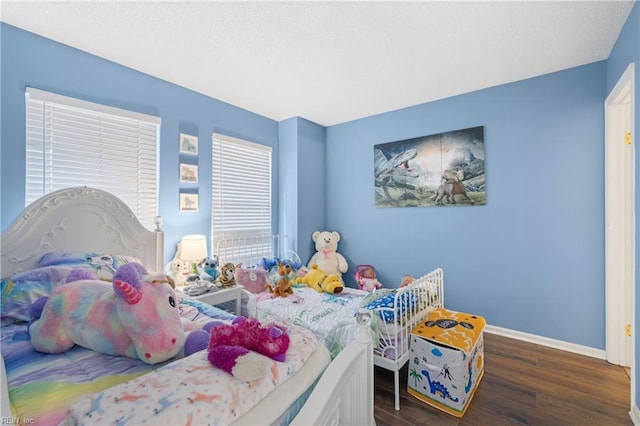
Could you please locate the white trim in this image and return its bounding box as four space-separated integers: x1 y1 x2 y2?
26 87 161 124
630 403 640 425
212 132 272 152
605 62 635 367
484 324 606 359
605 62 636 412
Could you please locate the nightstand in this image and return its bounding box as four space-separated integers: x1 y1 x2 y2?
188 285 243 315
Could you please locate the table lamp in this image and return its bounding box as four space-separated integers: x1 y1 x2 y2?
180 234 208 275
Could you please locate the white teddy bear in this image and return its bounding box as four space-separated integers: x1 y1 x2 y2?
308 231 348 283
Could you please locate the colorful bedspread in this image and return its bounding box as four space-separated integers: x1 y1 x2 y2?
1 301 234 426
63 325 319 425
255 287 369 357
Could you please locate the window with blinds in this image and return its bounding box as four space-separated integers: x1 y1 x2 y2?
25 87 160 230
211 133 272 261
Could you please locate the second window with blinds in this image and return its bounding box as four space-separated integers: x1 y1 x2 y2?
211 133 273 263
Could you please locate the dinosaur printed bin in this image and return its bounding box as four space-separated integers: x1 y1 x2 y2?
407 308 485 417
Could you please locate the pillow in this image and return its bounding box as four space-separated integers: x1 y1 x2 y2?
1 266 76 325
364 291 418 323
38 252 143 281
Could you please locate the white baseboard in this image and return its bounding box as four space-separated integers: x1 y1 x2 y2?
484 324 606 359
630 403 640 425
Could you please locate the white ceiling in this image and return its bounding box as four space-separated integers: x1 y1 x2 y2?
1 1 635 126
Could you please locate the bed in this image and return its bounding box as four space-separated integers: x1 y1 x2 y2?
0 186 374 425
214 234 444 411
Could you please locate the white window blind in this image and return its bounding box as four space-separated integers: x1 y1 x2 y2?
25 87 160 230
212 133 272 261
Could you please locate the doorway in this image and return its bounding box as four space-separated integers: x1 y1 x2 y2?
605 62 635 406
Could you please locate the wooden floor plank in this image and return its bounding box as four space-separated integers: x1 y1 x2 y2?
373 332 632 425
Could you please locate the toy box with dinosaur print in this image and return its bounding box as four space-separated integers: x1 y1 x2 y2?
407 308 485 417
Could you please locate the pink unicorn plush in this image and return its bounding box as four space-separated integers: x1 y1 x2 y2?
28 263 210 364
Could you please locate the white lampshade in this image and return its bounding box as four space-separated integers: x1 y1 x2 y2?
180 234 208 261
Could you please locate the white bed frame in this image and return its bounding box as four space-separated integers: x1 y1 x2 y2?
0 187 375 425
0 186 164 276
215 233 301 268
215 234 444 411
372 268 444 410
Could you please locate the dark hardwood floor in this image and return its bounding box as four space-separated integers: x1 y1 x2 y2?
373 332 631 425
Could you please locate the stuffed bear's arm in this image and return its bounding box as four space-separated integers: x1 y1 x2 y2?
337 253 348 273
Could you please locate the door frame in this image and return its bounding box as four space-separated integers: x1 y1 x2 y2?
605 62 635 405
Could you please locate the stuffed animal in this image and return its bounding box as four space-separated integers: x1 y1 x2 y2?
400 275 415 288
355 265 384 292
207 316 290 381
66 268 98 282
257 257 279 272
168 241 191 277
86 254 117 281
296 264 327 289
28 263 210 364
197 256 220 281
308 231 348 283
168 258 188 287
25 269 100 317
297 264 344 294
296 265 309 278
319 274 344 294
265 262 294 297
217 263 236 288
234 263 267 294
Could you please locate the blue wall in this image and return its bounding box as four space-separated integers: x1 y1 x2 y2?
606 1 639 412
0 23 280 264
326 63 607 349
294 118 326 264
276 117 326 264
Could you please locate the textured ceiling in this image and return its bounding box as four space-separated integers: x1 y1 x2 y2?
1 1 635 126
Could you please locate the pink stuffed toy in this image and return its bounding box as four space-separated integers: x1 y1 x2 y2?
29 263 211 364
207 316 290 381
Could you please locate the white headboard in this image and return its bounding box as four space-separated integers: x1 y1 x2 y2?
0 186 164 276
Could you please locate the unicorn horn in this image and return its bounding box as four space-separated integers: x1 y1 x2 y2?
114 280 142 305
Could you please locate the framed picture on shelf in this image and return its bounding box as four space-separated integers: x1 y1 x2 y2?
179 192 198 212
179 133 198 155
179 163 198 183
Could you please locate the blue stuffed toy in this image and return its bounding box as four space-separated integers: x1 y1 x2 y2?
197 256 220 281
